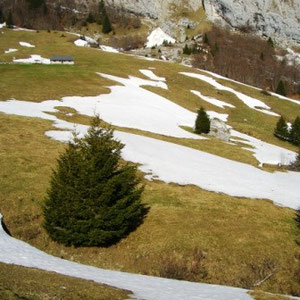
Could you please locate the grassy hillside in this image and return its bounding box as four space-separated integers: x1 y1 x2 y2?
0 263 130 299
0 28 299 297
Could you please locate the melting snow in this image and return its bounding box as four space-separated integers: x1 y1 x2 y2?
4 48 18 54
0 213 252 300
0 22 6 28
74 39 88 47
19 41 35 48
46 128 300 210
140 69 166 81
100 45 119 53
0 73 202 140
146 28 176 48
13 55 50 64
181 72 279 116
191 90 235 109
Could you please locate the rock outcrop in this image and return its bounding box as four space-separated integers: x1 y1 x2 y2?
203 0 300 43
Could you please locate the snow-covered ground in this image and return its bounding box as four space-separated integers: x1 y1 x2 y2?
0 73 203 140
200 69 300 106
191 90 235 109
0 70 298 208
0 213 253 300
231 130 296 166
140 69 166 81
146 28 176 48
4 48 18 54
0 22 6 29
99 45 119 53
13 55 50 64
74 39 88 47
19 41 35 48
181 72 279 116
46 127 300 210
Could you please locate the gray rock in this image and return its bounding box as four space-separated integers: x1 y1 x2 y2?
208 118 231 142
203 0 300 43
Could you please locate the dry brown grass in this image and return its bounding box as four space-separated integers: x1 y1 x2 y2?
0 114 299 296
0 263 130 299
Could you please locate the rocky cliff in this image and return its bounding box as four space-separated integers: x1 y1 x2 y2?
203 0 300 43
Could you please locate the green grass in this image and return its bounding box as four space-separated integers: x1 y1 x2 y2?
0 263 131 299
0 29 300 297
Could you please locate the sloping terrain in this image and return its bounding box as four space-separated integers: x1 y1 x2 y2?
0 27 299 298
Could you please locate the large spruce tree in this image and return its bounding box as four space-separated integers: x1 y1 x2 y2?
274 116 290 141
290 116 300 146
195 107 210 134
43 116 147 247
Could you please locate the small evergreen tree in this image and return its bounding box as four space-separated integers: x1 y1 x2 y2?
260 52 264 61
6 11 14 29
274 116 289 141
290 116 300 146
183 44 191 55
102 12 112 34
86 13 95 23
195 107 210 134
276 80 286 96
203 33 209 45
267 37 274 47
289 147 300 172
0 8 3 23
43 116 147 247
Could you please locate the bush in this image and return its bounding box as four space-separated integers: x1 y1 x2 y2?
183 44 191 55
274 116 290 141
289 147 300 172
195 107 210 134
43 116 147 247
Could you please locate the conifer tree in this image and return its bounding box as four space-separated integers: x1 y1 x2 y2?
102 12 112 34
203 33 209 45
0 8 3 23
289 147 300 172
276 80 286 96
183 44 191 55
43 116 147 247
6 11 14 29
274 116 289 141
267 37 274 47
290 116 300 146
195 107 210 134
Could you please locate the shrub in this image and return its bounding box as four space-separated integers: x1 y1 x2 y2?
274 116 290 141
195 107 210 134
43 116 147 247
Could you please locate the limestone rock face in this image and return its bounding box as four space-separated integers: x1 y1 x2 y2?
203 0 300 43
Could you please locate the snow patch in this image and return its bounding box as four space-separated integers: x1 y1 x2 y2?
140 69 166 81
74 39 88 47
0 212 252 300
4 48 18 54
19 41 35 48
99 45 119 53
146 28 176 48
181 72 279 116
0 22 6 29
47 128 300 210
13 55 50 64
191 90 235 109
